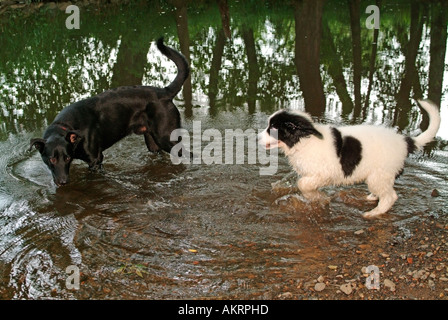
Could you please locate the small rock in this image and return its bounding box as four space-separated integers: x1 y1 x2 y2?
278 292 293 299
384 279 396 292
413 269 426 280
431 189 440 197
439 277 448 282
428 279 436 291
314 283 326 292
354 229 364 235
317 275 325 283
340 283 352 295
328 265 338 270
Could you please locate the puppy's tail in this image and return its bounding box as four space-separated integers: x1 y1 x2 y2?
157 37 190 99
411 99 441 150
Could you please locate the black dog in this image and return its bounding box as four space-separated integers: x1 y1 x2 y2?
30 38 189 186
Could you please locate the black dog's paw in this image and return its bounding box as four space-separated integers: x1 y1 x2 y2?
148 145 161 153
88 162 104 172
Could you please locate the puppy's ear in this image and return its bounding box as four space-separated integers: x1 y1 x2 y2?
65 130 83 146
305 126 323 139
285 122 297 131
286 120 323 140
29 138 46 153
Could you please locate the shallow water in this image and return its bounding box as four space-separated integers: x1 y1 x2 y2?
0 0 447 299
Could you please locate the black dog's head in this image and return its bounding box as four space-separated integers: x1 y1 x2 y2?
259 110 323 150
30 130 82 186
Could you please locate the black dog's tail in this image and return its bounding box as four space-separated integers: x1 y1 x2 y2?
157 37 190 99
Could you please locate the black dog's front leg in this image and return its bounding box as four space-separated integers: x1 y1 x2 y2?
158 135 194 161
144 132 160 153
88 152 104 171
72 140 104 171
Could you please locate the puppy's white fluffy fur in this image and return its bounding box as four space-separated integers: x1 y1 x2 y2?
260 100 441 218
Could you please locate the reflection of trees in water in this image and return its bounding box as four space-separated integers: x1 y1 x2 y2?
395 1 424 130
294 0 326 117
0 0 446 144
426 1 448 131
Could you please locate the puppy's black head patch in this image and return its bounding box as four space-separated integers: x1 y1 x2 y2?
268 110 323 148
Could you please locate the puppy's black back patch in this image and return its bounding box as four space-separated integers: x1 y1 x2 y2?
331 127 343 157
331 128 362 177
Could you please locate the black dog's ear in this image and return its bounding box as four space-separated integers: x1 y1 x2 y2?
65 130 83 145
29 138 46 153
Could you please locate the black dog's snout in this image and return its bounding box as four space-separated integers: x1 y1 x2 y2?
55 177 69 186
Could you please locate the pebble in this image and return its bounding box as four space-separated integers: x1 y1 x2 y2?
384 279 396 292
340 283 352 295
278 292 293 299
431 189 440 197
428 279 435 291
412 270 426 280
314 283 326 292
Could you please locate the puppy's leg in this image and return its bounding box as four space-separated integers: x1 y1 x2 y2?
363 191 398 218
366 193 379 201
364 175 398 218
297 176 327 201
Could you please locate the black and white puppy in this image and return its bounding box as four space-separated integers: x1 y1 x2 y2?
259 100 441 218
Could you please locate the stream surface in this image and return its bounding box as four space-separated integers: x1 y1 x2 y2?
0 0 447 299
